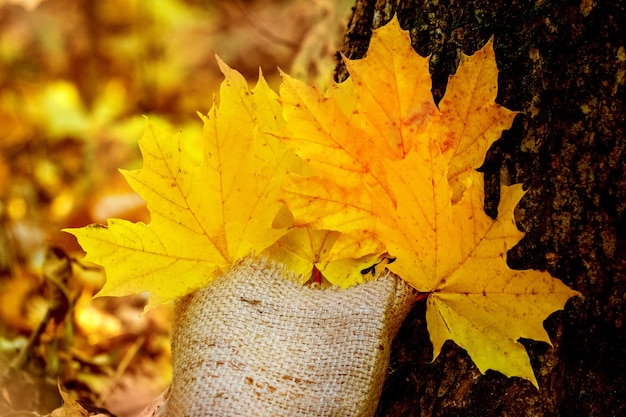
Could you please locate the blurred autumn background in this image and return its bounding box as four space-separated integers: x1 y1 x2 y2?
0 0 351 415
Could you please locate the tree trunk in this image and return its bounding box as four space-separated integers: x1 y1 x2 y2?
335 1 626 416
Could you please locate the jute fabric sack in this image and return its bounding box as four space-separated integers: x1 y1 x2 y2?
165 257 415 417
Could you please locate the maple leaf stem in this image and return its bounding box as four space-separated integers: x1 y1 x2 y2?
312 265 322 284
414 292 430 302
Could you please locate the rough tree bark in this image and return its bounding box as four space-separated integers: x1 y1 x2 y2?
335 1 625 416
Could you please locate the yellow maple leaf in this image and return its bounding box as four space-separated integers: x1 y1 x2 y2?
275 18 437 267
381 157 576 386
278 16 580 385
278 18 437 195
265 227 386 287
434 38 518 202
265 227 340 282
276 169 389 284
262 18 442 281
65 60 292 309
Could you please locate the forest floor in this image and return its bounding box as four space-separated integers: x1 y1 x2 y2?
0 0 351 415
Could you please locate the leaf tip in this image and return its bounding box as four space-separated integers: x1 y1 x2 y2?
62 223 107 237
214 54 228 73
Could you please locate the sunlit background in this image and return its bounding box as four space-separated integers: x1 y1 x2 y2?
0 0 352 415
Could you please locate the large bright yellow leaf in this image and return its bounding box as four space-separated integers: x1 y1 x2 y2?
278 17 436 199
276 17 439 265
66 62 292 309
278 16 580 385
381 162 577 387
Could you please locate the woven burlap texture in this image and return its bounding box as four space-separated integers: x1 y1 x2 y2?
166 257 415 417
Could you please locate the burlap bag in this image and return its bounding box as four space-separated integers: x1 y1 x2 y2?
164 257 415 417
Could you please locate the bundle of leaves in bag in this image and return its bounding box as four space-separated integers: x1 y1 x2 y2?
66 17 579 416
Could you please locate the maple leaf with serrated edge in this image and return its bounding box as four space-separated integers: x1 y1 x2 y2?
278 17 437 192
434 38 518 203
380 158 577 385
272 17 439 270
264 227 386 286
65 59 293 309
277 16 580 386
